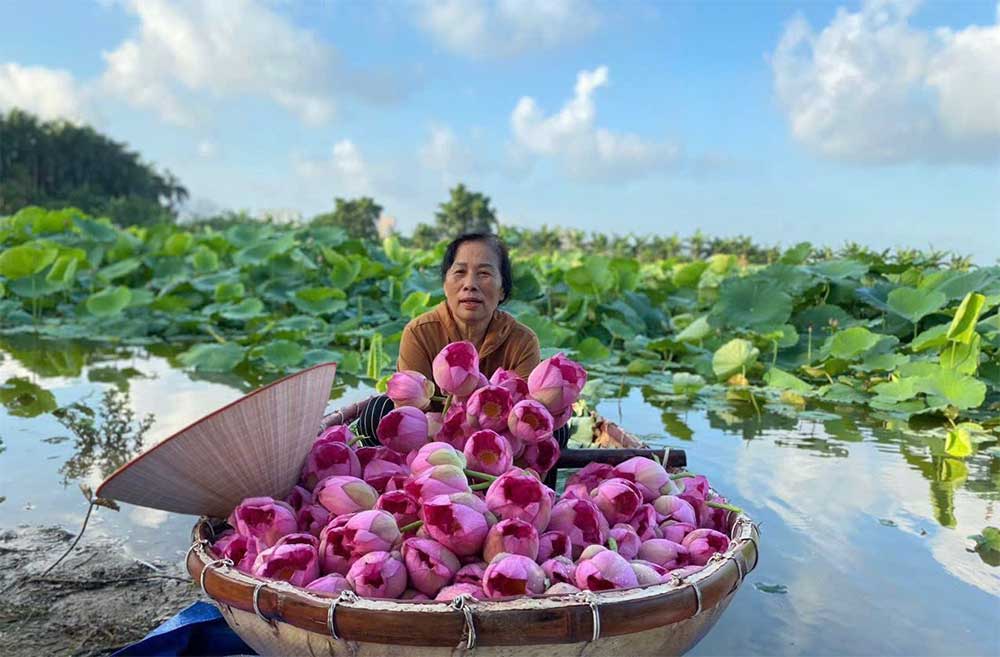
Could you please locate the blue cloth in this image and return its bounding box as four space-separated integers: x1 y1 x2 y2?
111 601 255 657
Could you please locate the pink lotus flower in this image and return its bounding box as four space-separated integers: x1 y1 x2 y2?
285 485 313 511
356 446 404 471
463 429 513 476
316 424 352 444
343 510 401 557
409 442 466 476
346 551 407 598
483 518 539 562
482 553 546 598
537 530 572 562
404 464 471 500
540 556 576 586
437 402 471 449
465 385 514 433
545 582 581 595
229 497 298 548
527 353 587 416
681 529 730 566
559 483 591 501
516 436 560 477
565 462 615 493
490 368 529 404
631 560 666 586
295 505 330 538
454 562 487 586
251 543 319 587
435 583 486 602
387 370 435 410
609 524 642 560
375 490 421 529
401 538 461 596
612 457 670 502
432 341 481 397
364 458 410 494
681 475 710 501
575 548 638 591
638 539 690 570
653 495 697 526
318 515 354 575
628 504 661 541
591 478 643 525
547 498 609 559
507 400 554 444
212 530 258 573
659 521 696 544
421 493 490 557
551 406 574 431
315 476 378 516
377 406 431 453
305 573 351 597
301 436 362 490
485 469 553 532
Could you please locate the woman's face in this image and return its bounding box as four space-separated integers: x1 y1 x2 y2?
444 240 504 327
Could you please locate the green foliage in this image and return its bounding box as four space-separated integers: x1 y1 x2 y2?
432 183 499 238
311 197 382 241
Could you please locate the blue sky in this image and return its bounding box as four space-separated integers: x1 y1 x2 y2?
1 0 997 260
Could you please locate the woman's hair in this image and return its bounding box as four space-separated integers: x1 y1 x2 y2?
440 233 513 304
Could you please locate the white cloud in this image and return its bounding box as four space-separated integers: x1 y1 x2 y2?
294 139 374 195
196 140 218 159
771 0 1000 164
0 62 91 123
420 125 482 180
510 66 681 181
416 0 601 58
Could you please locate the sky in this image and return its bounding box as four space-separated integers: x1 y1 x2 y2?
1 0 998 261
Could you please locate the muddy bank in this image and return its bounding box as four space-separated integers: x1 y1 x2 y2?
0 525 204 657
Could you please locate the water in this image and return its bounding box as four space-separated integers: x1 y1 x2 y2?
1 338 997 656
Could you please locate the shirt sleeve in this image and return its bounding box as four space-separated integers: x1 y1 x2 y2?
511 330 541 379
397 322 434 380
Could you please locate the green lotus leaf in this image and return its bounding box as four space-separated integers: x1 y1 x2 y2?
401 291 432 319
164 232 194 257
809 259 868 280
0 242 57 279
97 257 142 282
792 304 856 332
219 298 265 320
179 342 246 372
757 264 817 296
73 217 119 243
191 247 220 273
946 292 986 344
779 242 812 265
85 286 132 317
930 269 995 301
710 277 792 332
911 324 949 352
602 317 637 339
233 234 296 266
573 337 611 362
855 352 910 372
916 369 986 410
672 372 706 395
565 256 615 296
944 426 973 458
939 334 981 375
712 339 759 379
871 377 920 403
215 282 246 303
293 287 347 315
627 359 655 375
0 377 58 417
825 326 881 360
322 248 362 288
672 261 709 288
764 368 812 393
820 382 867 404
46 255 78 286
258 340 305 369
886 286 947 324
676 315 711 342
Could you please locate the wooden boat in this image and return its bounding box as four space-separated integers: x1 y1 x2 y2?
98 364 760 657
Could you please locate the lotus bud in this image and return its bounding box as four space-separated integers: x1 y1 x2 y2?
659 520 696 544
454 562 487 586
364 458 410 493
609 524 642 560
545 582 581 595
628 504 662 541
435 583 486 602
540 556 576 586
463 429 513 476
284 485 313 511
375 490 421 529
317 514 354 575
516 436 560 477
631 560 666 586
405 464 471 500
560 483 591 501
652 495 697 526
578 544 608 561
537 530 572 562
551 406 574 431
401 538 461 596
483 518 539 562
611 457 669 502
377 406 431 453
252 543 320 587
437 401 471 449
485 468 554 532
297 504 331 538
465 385 514 433
273 532 319 549
482 553 546 598
507 399 554 444
409 442 466 476
591 478 643 525
565 462 615 493
681 475 711 501
230 497 298 548
346 551 407 598
355 445 403 471
343 509 402 556
315 476 378 516
638 539 690 570
681 528 730 566
387 370 435 410
490 368 529 404
301 437 362 490
212 530 258 573
527 353 587 416
305 573 352 596
575 549 638 591
421 493 490 556
432 341 481 397
546 498 609 559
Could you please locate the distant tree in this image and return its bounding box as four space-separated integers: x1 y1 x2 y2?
411 222 442 249
311 197 382 241
434 184 499 237
0 109 187 226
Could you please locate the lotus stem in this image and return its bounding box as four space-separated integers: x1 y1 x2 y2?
607 536 618 552
399 520 423 533
670 472 698 480
348 435 368 446
464 469 497 482
707 501 743 513
470 481 492 491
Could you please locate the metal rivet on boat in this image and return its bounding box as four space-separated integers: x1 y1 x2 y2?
449 594 477 650
185 539 209 564
252 582 277 627
327 590 359 641
199 558 233 594
574 590 601 642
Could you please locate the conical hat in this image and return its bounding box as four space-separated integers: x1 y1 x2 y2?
97 362 337 517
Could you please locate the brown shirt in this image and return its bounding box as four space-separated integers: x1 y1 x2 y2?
397 302 540 382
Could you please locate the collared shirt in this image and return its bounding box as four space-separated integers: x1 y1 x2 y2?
397 301 540 382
